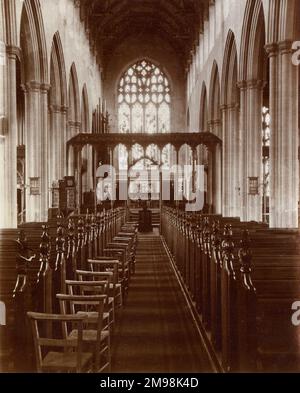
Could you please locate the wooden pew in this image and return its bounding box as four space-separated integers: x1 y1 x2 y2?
0 229 19 371
162 207 300 373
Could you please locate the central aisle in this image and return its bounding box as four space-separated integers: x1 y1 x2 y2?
111 232 213 373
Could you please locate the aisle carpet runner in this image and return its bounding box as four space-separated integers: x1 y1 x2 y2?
111 232 212 373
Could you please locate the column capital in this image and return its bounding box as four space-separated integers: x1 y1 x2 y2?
208 119 222 127
6 45 21 58
25 81 51 93
237 80 247 90
50 104 68 114
264 43 278 57
220 103 237 112
246 79 266 89
40 83 51 93
68 120 81 128
278 40 294 54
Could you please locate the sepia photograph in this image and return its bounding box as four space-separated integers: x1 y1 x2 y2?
0 0 300 379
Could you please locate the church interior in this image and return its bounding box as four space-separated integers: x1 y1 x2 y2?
0 0 300 373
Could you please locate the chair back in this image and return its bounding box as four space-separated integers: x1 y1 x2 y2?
56 294 107 371
88 260 119 286
76 270 114 295
27 312 87 373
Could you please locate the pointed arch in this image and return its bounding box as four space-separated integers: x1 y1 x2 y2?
208 61 221 130
49 32 67 183
20 0 48 83
81 84 90 133
221 30 238 107
187 108 190 130
221 30 241 218
50 32 67 108
239 0 266 81
68 62 80 125
199 82 208 132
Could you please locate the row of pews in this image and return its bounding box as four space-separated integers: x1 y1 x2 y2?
0 207 138 372
161 206 300 372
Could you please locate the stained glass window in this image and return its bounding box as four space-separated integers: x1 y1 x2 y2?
118 59 171 134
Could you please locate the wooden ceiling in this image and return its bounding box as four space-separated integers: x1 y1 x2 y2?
76 0 211 69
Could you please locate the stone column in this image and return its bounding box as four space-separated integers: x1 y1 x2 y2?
221 104 230 217
238 79 264 223
268 41 299 228
0 45 19 228
49 104 68 183
207 151 213 211
75 146 83 213
237 81 247 221
107 146 115 206
67 120 81 177
214 121 222 215
24 81 50 223
247 79 264 222
67 144 74 177
266 43 279 228
222 103 241 218
174 146 180 207
230 103 241 218
49 104 66 211
208 120 222 215
40 83 50 220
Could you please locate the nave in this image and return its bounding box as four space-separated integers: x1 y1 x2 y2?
1 0 300 375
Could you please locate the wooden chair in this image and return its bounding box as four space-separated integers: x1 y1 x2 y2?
27 312 92 373
112 236 136 274
65 280 111 331
75 270 115 328
88 259 123 307
57 294 110 372
103 247 130 293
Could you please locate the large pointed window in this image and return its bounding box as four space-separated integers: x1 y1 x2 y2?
118 60 171 134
